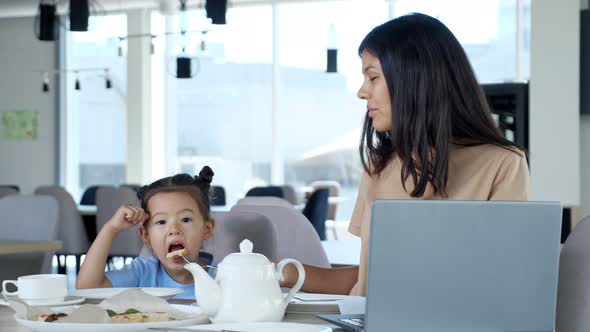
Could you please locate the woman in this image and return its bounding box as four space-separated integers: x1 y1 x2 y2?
282 13 529 296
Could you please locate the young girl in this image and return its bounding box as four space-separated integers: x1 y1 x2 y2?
76 166 217 299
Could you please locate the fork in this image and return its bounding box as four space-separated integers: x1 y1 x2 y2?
178 252 216 270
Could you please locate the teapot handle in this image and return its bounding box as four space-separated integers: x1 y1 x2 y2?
277 258 305 306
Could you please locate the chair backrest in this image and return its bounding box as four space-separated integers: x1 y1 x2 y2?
302 188 329 241
96 186 143 257
0 185 19 191
34 185 90 255
211 186 226 206
140 210 278 262
280 185 298 204
80 185 101 205
0 187 19 199
245 186 284 198
235 196 293 209
310 180 340 220
202 211 278 261
556 215 590 332
231 204 330 267
120 184 142 192
0 195 59 275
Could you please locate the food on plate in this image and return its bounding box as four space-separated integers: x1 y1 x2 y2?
33 308 171 323
107 308 170 323
34 313 68 322
166 248 188 259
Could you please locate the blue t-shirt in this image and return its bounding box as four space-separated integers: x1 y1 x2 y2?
105 251 217 299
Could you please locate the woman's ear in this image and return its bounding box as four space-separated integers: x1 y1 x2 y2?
139 225 151 247
203 219 215 240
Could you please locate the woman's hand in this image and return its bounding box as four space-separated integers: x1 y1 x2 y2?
105 205 148 235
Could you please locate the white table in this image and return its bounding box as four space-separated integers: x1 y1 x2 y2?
321 239 361 266
0 240 62 255
0 299 344 331
78 204 97 216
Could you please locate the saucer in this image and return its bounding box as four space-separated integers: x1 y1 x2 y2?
6 295 85 307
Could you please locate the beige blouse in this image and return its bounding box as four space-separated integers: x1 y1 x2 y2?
347 143 530 296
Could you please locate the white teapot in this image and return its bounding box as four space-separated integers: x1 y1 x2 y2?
184 239 305 323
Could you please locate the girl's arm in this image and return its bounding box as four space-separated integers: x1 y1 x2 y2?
76 205 147 289
281 264 359 295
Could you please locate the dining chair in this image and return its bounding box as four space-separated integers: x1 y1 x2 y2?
0 186 19 199
310 180 341 221
302 188 330 241
556 214 590 332
231 204 330 268
0 195 59 281
245 186 285 199
202 210 278 261
96 186 143 266
235 196 294 209
80 185 102 205
280 185 298 205
120 183 142 192
35 185 90 274
211 185 226 206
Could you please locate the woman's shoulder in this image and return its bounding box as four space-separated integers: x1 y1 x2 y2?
453 143 526 163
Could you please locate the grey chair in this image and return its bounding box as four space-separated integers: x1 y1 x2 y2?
231 204 330 268
35 185 90 274
96 187 143 262
0 187 18 199
0 195 59 282
556 215 590 332
235 196 294 209
139 210 277 262
280 185 298 205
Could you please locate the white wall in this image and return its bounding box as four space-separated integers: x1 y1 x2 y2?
530 0 581 206
0 17 58 193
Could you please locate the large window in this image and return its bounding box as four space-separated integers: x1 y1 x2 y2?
65 14 127 200
392 0 531 82
277 0 389 220
153 6 273 207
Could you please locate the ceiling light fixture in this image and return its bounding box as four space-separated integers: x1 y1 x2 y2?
69 0 89 31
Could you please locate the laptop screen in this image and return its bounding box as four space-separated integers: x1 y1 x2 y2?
365 200 561 332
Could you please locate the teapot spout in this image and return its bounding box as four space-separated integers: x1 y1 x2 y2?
184 262 221 316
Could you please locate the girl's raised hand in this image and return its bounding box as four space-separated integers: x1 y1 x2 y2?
106 205 148 234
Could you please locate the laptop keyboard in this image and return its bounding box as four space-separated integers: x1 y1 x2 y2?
339 317 365 327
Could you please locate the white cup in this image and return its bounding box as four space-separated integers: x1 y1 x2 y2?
2 274 67 304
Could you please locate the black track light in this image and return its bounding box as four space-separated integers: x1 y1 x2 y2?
176 56 192 78
42 72 50 93
105 70 112 89
326 48 338 73
75 73 81 90
37 3 58 41
206 0 227 25
69 0 89 31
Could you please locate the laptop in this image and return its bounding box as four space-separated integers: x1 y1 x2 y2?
319 200 562 332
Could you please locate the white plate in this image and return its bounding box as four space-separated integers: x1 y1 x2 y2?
8 295 85 307
70 288 183 300
15 304 209 332
188 322 332 332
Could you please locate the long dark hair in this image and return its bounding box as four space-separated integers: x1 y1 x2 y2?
137 166 215 223
358 13 522 197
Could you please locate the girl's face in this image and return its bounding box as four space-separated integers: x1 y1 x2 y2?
357 49 393 132
139 191 214 274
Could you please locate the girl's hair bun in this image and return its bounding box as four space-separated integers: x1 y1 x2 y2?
137 185 149 201
196 165 214 185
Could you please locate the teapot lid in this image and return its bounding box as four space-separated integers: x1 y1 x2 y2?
220 239 270 267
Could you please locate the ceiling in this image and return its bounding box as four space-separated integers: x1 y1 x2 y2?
0 0 324 18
